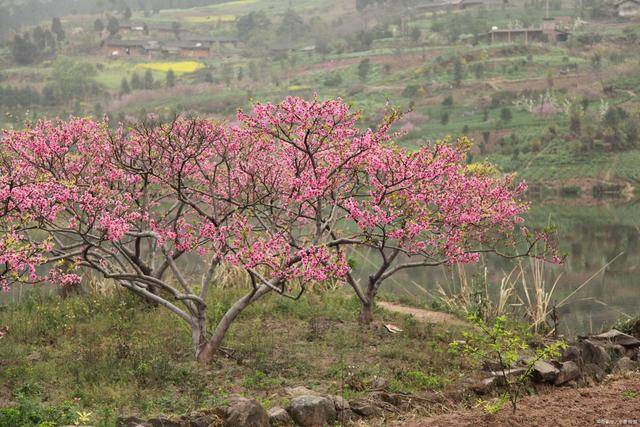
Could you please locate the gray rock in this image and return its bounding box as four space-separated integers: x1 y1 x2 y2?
625 347 639 361
608 344 627 359
483 367 528 387
579 340 611 369
583 362 606 382
369 375 388 390
286 395 336 427
349 398 381 417
268 407 294 427
335 408 359 423
592 329 640 348
370 391 402 406
532 360 559 383
487 367 527 378
147 418 180 427
116 417 146 427
284 386 318 397
554 361 581 385
330 395 350 411
614 356 639 373
561 345 583 366
470 376 498 394
225 398 269 427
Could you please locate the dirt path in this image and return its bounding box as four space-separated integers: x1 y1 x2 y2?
378 301 466 325
400 374 640 427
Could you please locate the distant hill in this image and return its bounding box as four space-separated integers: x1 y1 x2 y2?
0 0 229 37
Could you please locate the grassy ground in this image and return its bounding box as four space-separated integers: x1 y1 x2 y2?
0 285 469 426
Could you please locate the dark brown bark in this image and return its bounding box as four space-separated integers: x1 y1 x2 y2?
357 281 377 325
359 300 374 325
195 285 270 364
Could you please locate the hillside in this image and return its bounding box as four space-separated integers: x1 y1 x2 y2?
1 0 639 191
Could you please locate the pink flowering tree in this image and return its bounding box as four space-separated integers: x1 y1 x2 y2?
0 147 78 290
0 97 390 363
340 137 560 324
0 116 309 363
175 97 394 358
224 99 559 325
0 96 559 361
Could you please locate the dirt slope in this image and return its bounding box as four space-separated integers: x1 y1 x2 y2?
400 374 640 427
378 301 466 325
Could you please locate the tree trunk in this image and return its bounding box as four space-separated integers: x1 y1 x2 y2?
191 312 207 358
359 299 374 325
195 285 270 364
357 283 376 325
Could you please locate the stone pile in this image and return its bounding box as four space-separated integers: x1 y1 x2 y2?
116 386 423 427
476 329 640 390
116 329 640 427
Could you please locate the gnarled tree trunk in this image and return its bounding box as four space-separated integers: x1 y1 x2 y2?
194 284 271 364
359 299 374 325
357 280 377 326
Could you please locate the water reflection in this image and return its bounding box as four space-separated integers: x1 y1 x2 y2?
354 200 640 336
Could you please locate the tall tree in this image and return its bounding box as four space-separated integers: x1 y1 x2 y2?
94 18 105 33
452 56 464 87
120 77 131 94
130 72 142 90
107 16 120 36
51 17 65 42
143 69 154 89
358 58 371 81
166 69 176 87
10 34 38 65
32 26 46 51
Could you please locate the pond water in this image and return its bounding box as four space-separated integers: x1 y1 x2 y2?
368 199 640 336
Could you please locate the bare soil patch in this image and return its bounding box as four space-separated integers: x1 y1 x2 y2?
378 301 466 326
401 374 640 427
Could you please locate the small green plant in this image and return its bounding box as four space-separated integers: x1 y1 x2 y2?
622 390 639 400
74 410 92 426
450 314 567 414
475 392 509 414
404 371 444 390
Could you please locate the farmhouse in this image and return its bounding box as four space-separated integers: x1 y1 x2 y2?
147 22 184 35
118 21 184 36
118 21 147 34
413 0 503 12
163 41 211 58
488 17 569 43
453 0 504 9
182 34 241 48
614 0 640 16
102 39 149 57
102 36 223 59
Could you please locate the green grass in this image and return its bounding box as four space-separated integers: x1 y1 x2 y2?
0 286 467 425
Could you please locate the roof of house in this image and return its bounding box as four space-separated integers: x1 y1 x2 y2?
118 21 146 29
164 41 211 50
488 28 543 33
182 34 240 44
104 39 148 47
615 0 640 6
